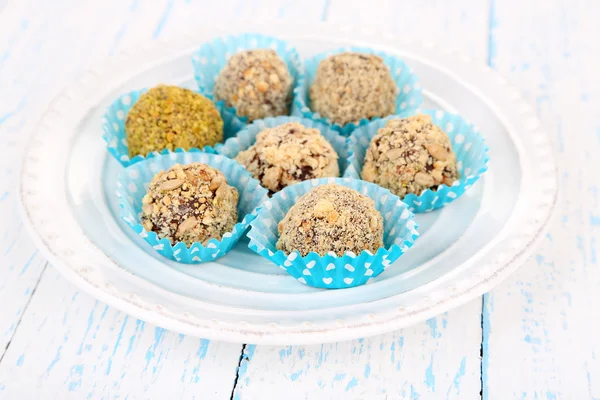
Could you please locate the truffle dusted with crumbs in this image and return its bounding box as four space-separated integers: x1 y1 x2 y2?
309 53 398 126
214 49 293 121
141 163 238 246
125 85 224 158
361 114 459 198
276 184 384 256
235 122 340 194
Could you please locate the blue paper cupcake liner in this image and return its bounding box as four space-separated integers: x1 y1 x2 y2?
116 152 269 263
102 88 246 167
247 177 419 289
292 46 423 136
192 33 303 122
345 110 490 213
215 116 350 177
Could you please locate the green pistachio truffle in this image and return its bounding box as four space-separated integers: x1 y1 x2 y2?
125 85 224 158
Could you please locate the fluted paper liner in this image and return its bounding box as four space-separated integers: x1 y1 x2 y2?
247 177 419 289
192 33 303 123
102 88 245 167
345 110 489 213
292 46 423 136
215 116 350 176
116 152 268 263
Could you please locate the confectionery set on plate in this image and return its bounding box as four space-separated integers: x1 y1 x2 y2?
105 33 489 289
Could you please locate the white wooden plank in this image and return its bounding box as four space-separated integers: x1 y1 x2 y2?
0 265 243 399
233 301 482 399
483 0 600 398
0 224 47 356
0 0 50 359
327 0 489 60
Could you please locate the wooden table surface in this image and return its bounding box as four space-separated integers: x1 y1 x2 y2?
0 0 598 398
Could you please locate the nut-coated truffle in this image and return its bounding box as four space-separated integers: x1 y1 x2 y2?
309 52 397 126
235 122 340 194
214 49 293 121
276 184 384 256
361 114 459 198
141 163 238 246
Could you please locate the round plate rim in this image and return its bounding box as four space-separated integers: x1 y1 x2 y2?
18 22 558 345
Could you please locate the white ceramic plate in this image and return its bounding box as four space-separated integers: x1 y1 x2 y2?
19 22 558 345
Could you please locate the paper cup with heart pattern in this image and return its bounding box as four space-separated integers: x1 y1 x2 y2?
192 33 303 123
103 88 246 167
344 110 489 213
116 152 268 263
247 177 419 289
292 46 423 136
215 115 350 178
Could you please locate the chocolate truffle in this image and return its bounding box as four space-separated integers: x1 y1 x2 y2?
140 163 238 246
361 114 459 198
235 122 340 194
125 85 224 158
309 52 397 126
276 184 384 256
213 49 293 121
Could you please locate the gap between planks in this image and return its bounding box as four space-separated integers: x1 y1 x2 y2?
230 344 247 400
0 263 48 363
479 0 497 398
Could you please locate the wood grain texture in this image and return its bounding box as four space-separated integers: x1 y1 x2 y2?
483 0 600 398
232 301 482 400
0 266 243 399
0 0 49 360
0 226 46 359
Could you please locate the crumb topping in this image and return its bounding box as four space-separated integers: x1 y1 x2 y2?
361 114 459 198
235 122 340 194
309 52 398 126
276 184 384 256
214 49 293 121
141 163 238 246
125 85 224 158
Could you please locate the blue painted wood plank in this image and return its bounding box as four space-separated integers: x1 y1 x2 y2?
0 266 243 399
232 303 482 399
482 0 600 398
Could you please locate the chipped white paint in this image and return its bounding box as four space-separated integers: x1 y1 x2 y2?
233 301 482 399
0 266 243 399
0 0 50 359
0 0 595 398
483 0 600 399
